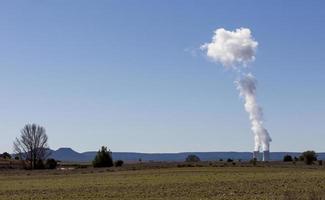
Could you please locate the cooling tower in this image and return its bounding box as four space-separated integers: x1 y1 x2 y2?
263 150 270 161
253 151 260 161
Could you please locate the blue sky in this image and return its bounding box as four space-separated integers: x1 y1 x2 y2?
0 1 324 153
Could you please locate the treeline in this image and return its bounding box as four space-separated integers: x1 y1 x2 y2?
283 151 322 165
1 123 124 170
184 151 323 166
2 123 324 170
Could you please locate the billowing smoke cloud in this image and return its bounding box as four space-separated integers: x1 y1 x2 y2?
235 73 271 151
201 28 258 67
201 28 271 152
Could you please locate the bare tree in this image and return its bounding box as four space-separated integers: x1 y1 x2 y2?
13 124 49 169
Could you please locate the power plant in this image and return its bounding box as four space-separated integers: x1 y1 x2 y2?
202 28 272 162
253 150 270 161
263 150 270 161
253 151 260 160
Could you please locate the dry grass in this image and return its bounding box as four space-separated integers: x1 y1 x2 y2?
1 165 325 199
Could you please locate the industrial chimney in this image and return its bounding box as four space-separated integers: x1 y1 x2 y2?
263 150 270 161
253 151 260 161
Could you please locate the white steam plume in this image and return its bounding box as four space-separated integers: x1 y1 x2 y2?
201 28 258 67
201 27 271 152
235 73 271 151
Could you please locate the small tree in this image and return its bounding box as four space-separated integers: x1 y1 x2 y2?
1 152 11 159
92 146 113 168
299 155 304 161
250 158 257 166
301 151 317 165
13 124 49 169
283 155 293 162
115 160 124 167
185 154 200 162
35 160 45 169
46 158 58 169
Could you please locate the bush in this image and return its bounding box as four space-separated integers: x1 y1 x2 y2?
318 160 323 166
1 152 12 159
250 158 257 166
46 158 57 169
185 154 200 162
115 160 124 167
301 151 317 165
227 158 233 162
283 155 293 162
299 155 304 161
92 146 113 168
35 160 45 169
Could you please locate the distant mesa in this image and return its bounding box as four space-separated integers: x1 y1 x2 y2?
47 148 325 162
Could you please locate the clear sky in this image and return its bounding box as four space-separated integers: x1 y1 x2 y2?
1 1 324 153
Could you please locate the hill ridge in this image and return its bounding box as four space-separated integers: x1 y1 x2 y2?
48 148 325 162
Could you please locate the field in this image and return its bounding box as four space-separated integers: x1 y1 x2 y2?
1 163 325 200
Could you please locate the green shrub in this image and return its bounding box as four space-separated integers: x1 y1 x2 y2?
35 160 45 169
115 160 124 167
283 155 293 162
227 158 233 162
318 160 323 166
1 152 12 159
45 158 57 169
92 146 113 168
299 155 304 161
250 158 257 166
185 155 200 162
301 151 317 165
